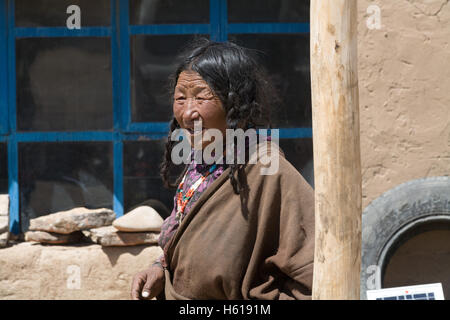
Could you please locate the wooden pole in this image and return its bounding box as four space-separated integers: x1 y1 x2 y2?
310 0 362 300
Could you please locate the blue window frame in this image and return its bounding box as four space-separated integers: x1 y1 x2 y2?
1 0 311 234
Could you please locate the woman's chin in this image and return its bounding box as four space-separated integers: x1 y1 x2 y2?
186 130 205 149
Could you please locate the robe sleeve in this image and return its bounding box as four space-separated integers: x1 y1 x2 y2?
243 160 315 300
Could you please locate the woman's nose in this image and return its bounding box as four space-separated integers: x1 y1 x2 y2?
183 99 200 122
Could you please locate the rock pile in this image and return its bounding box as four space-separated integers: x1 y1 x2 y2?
84 205 164 246
25 207 116 245
25 205 164 247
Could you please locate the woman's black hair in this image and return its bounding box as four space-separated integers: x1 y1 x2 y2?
160 38 278 194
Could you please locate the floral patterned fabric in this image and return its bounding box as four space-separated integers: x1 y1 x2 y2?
154 135 271 268
155 150 227 267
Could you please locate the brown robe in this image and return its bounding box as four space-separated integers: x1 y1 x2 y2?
163 142 315 300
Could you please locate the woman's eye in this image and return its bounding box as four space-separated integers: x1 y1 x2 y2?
197 95 212 101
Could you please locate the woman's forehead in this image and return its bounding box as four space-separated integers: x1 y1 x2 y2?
176 71 209 88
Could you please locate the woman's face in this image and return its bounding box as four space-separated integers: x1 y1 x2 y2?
173 70 227 149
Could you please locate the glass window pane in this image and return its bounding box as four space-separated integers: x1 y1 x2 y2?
130 0 209 25
15 0 110 27
131 35 206 123
0 143 7 194
16 38 113 131
278 138 314 188
228 0 309 23
228 34 311 128
19 142 113 232
124 140 182 218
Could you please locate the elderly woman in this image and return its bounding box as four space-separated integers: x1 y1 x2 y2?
131 39 315 300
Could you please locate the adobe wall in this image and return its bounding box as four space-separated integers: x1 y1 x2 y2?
357 0 450 209
0 242 162 300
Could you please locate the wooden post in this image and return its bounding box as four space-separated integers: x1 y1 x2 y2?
310 0 362 300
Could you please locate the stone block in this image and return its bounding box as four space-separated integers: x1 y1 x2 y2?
25 231 84 245
0 195 9 216
83 226 159 247
29 207 116 234
113 205 164 232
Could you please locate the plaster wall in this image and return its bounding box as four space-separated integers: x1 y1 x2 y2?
357 0 450 209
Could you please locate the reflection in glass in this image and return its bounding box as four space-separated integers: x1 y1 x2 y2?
124 140 183 218
130 0 209 25
228 0 309 23
228 34 311 128
16 38 113 131
0 144 7 194
131 35 205 122
19 142 113 232
15 0 110 27
278 138 314 188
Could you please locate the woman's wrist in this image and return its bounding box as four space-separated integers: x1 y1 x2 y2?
151 255 165 270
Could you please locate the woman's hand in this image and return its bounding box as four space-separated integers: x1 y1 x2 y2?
131 265 165 300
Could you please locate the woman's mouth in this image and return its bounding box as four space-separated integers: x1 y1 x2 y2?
186 127 205 135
